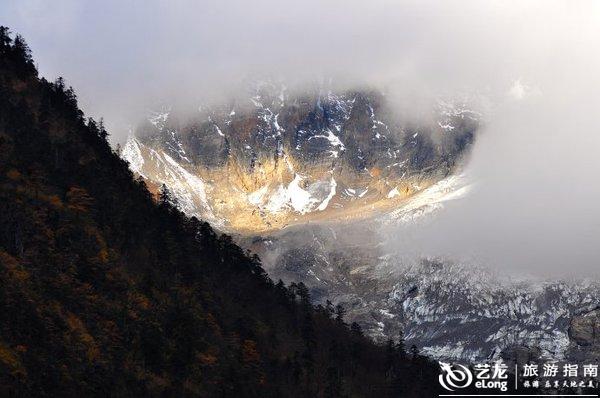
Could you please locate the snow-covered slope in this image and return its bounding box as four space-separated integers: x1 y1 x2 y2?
122 136 220 226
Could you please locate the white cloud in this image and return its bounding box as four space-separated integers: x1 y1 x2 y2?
2 0 600 274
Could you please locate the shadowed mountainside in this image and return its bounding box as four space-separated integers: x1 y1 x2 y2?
0 27 462 397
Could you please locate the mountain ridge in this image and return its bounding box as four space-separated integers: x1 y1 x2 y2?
0 27 450 397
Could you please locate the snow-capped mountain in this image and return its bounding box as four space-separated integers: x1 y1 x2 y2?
122 80 477 232
120 80 599 365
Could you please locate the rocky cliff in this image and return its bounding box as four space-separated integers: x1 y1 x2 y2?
122 80 477 232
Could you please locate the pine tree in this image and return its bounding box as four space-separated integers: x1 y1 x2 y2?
396 330 406 358
410 344 420 360
350 322 362 336
159 183 178 207
335 304 346 324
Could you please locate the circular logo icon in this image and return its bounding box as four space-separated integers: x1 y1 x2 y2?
439 361 473 391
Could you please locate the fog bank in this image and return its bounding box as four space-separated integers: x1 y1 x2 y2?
2 0 600 273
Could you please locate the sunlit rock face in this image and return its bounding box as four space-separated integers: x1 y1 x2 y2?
122 80 477 233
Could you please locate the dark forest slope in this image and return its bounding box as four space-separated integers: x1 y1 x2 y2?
0 27 446 397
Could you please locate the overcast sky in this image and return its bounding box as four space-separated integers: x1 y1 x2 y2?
2 1 596 136
2 0 599 274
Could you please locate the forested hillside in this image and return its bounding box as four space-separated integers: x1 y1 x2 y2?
0 27 444 397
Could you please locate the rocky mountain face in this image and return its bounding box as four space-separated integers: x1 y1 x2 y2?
121 81 599 366
569 308 600 362
122 80 477 232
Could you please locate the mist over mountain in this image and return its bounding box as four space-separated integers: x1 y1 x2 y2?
122 80 478 232
117 67 600 366
0 27 463 396
2 0 600 395
3 0 599 274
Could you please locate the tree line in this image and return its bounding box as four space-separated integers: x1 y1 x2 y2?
0 26 455 397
